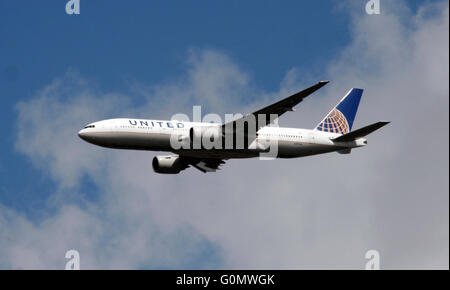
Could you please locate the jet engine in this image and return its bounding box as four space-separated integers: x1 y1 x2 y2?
152 155 184 174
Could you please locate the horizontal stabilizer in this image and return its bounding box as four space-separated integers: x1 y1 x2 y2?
332 121 390 142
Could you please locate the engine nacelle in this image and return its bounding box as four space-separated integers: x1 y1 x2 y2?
189 126 222 149
152 155 183 174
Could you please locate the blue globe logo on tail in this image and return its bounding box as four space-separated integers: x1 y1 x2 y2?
316 108 349 134
315 88 363 134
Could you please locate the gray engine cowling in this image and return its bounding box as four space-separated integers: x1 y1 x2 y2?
152 155 183 174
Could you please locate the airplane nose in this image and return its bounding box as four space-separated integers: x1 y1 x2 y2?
78 129 88 140
78 128 99 144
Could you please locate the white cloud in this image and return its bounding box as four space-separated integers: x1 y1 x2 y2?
1 0 448 269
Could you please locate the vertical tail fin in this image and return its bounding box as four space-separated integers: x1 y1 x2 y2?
314 88 363 134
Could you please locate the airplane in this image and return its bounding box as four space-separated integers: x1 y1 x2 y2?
78 81 389 174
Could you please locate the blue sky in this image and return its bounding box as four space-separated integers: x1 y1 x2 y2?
0 1 448 269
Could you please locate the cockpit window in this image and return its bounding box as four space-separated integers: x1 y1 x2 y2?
84 125 95 128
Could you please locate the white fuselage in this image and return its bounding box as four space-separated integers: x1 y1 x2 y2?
78 118 366 159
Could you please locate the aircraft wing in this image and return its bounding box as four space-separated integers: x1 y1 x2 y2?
221 81 329 136
180 156 226 173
